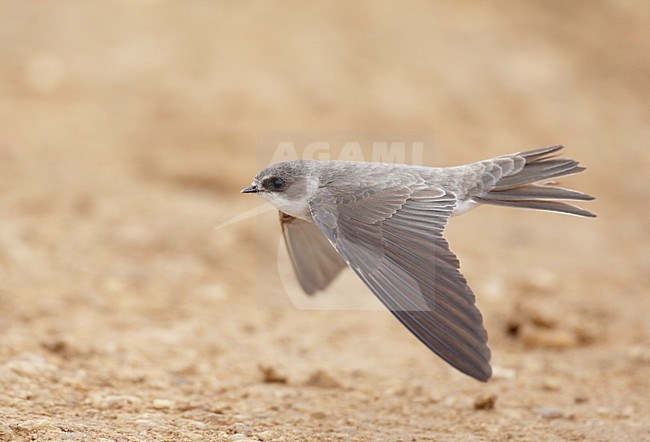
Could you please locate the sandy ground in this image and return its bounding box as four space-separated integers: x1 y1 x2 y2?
0 1 649 441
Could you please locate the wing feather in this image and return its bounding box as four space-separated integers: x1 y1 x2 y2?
309 184 492 381
280 212 347 295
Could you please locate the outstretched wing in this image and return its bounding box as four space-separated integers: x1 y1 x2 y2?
309 183 492 381
280 212 348 294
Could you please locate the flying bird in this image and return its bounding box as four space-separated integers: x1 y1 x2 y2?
241 145 595 381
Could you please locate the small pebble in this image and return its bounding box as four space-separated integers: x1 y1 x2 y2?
41 338 72 355
152 399 173 409
574 324 599 344
18 418 61 432
491 366 516 381
258 365 288 384
474 394 497 410
87 394 142 410
304 369 342 389
596 407 610 416
527 309 558 329
256 430 276 441
231 422 253 436
535 407 565 419
541 378 561 391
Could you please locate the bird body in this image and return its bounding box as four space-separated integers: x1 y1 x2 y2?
242 146 594 381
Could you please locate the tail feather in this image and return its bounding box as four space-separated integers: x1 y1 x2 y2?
494 159 583 190
484 184 594 202
475 146 595 218
516 145 564 162
475 196 596 217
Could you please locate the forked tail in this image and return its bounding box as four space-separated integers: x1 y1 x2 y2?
472 146 596 217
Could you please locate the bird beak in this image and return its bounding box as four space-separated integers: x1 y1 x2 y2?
241 184 259 194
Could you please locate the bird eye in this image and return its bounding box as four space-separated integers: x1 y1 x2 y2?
272 178 285 189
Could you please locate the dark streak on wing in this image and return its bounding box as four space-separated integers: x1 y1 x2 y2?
279 212 348 295
309 184 492 381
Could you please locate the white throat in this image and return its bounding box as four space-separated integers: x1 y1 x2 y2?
261 192 312 220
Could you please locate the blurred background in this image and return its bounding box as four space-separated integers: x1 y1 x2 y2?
0 1 648 440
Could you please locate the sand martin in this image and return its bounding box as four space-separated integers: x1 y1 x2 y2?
242 145 594 381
